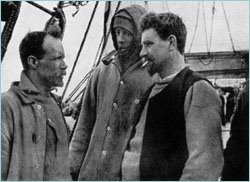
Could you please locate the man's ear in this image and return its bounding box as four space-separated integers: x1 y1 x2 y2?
167 35 177 51
27 56 39 70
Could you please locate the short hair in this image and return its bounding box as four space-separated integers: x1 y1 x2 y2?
19 31 58 71
140 12 187 55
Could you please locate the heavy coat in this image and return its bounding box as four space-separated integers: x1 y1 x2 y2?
69 5 152 180
70 59 152 180
1 72 71 181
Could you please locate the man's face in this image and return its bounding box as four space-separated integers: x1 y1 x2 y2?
115 27 134 53
140 28 170 76
36 35 67 88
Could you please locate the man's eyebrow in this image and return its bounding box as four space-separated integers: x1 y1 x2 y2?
49 55 64 60
142 40 153 44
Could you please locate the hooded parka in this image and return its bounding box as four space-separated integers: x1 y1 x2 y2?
69 5 153 181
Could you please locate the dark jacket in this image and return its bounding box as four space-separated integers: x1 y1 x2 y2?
138 67 224 180
222 81 249 181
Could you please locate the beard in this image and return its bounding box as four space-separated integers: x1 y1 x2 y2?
147 61 157 76
38 70 65 88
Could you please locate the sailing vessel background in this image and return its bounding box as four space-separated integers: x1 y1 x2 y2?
1 1 249 146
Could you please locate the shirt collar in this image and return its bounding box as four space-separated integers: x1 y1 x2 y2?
19 71 41 95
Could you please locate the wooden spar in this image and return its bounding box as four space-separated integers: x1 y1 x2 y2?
26 1 54 16
185 50 249 79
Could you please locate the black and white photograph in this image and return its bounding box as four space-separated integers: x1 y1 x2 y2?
1 1 249 181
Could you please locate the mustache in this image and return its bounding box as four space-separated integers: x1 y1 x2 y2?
141 55 154 62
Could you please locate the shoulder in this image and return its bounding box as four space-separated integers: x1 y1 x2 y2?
1 90 20 118
192 80 214 94
186 80 221 108
2 89 18 106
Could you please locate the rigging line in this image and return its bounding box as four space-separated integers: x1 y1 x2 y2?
164 2 169 12
144 1 148 11
1 2 22 61
65 35 104 102
188 2 200 53
71 87 87 102
66 71 91 102
209 1 216 52
199 57 214 66
66 1 122 103
92 35 104 68
221 1 236 53
61 1 99 101
202 2 209 53
26 1 54 16
96 1 121 66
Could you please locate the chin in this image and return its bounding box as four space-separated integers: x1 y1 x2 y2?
53 81 64 88
57 83 64 87
147 66 155 76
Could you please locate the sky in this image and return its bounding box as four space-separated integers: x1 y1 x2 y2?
1 1 249 101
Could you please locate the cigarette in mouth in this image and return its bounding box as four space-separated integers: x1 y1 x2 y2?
142 59 149 68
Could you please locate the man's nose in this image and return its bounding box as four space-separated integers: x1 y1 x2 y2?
140 46 147 58
61 59 68 69
117 33 125 43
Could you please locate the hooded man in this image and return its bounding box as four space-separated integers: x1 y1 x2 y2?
69 5 152 180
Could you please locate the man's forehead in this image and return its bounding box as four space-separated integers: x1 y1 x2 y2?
142 28 160 41
43 36 62 48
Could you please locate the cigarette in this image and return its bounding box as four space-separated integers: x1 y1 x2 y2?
142 60 149 68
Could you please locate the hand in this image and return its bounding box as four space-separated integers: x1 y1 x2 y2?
63 102 79 119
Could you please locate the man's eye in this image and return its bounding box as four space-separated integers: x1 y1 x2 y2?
144 42 152 47
51 57 63 61
125 31 132 37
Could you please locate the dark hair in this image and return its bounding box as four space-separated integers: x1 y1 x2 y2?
19 31 56 70
140 12 187 55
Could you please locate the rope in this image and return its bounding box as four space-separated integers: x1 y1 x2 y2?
92 35 104 68
221 2 236 53
61 1 99 100
188 2 200 53
64 34 104 104
96 1 121 66
144 1 148 11
209 1 216 52
64 71 92 104
202 2 209 53
64 2 121 105
1 2 22 61
164 2 169 12
199 57 214 66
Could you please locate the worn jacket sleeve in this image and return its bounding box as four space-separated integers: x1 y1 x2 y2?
69 68 99 180
1 93 14 181
180 80 224 180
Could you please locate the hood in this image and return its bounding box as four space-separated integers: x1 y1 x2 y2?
110 5 146 51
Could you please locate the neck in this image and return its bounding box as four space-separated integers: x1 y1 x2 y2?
26 70 51 97
160 53 186 79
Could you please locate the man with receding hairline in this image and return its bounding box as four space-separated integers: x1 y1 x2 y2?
1 31 71 181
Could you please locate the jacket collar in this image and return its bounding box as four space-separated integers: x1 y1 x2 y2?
10 71 62 104
19 71 41 94
112 55 144 75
